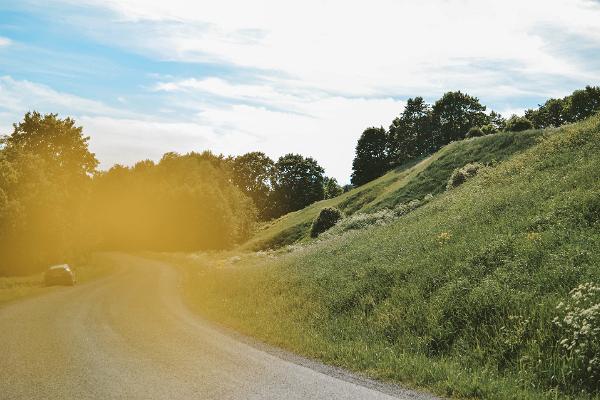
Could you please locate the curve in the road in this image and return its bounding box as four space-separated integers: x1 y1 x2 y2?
0 253 439 400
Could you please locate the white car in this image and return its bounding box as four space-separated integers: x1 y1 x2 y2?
44 264 76 286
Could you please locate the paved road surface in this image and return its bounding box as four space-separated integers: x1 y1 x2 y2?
0 254 438 400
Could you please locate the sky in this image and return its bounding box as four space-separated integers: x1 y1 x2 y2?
1 0 599 183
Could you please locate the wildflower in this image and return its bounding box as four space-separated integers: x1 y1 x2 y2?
437 231 452 244
526 232 541 242
554 281 600 385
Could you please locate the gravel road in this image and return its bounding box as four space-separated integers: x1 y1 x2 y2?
0 253 439 400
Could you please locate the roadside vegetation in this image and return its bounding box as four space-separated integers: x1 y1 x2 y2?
0 253 115 306
246 128 543 250
168 114 600 399
2 84 600 398
2 85 598 276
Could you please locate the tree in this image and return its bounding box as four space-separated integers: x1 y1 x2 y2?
90 152 256 252
270 154 325 217
480 124 498 135
231 152 274 220
564 86 600 122
0 112 99 275
323 177 343 199
504 115 534 132
387 97 432 165
527 98 567 129
431 91 488 149
526 86 600 129
488 111 506 131
351 127 389 186
2 111 98 178
543 98 567 127
342 184 354 193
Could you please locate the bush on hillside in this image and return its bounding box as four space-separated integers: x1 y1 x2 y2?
321 197 431 238
446 162 483 190
465 126 484 138
480 124 498 135
505 115 534 132
310 207 343 237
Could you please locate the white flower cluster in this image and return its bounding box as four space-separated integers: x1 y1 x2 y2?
553 282 600 380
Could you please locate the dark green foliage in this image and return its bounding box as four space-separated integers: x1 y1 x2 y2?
351 127 389 186
0 113 258 275
231 152 329 220
488 111 507 131
351 92 504 188
387 97 432 165
90 152 257 252
505 115 534 132
350 86 598 193
323 177 343 199
0 112 98 275
526 86 600 129
446 162 483 190
430 91 488 147
466 127 484 138
480 124 498 135
231 152 274 220
271 154 325 217
565 86 600 122
2 111 98 177
310 207 343 237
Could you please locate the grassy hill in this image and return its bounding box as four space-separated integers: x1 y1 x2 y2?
169 114 600 399
244 128 544 250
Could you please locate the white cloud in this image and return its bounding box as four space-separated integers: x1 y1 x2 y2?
151 76 406 180
55 0 600 97
82 96 404 182
5 1 600 181
0 76 125 117
1 76 402 181
0 37 11 47
195 97 404 182
153 77 315 111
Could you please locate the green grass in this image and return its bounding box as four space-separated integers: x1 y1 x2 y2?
169 115 600 399
244 129 543 250
0 253 115 306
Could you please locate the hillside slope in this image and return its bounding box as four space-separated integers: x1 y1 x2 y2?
244 129 543 250
173 114 600 399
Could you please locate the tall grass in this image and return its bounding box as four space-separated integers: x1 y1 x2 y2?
172 115 600 399
245 129 543 251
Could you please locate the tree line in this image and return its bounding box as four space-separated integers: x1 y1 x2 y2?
351 86 600 185
0 112 341 275
1 85 598 275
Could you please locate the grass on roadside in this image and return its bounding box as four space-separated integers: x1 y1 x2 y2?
0 253 115 306
167 115 600 399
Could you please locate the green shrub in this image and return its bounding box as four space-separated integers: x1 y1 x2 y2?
466 126 484 138
480 124 498 135
310 207 343 237
446 162 483 190
505 115 534 132
321 197 429 238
